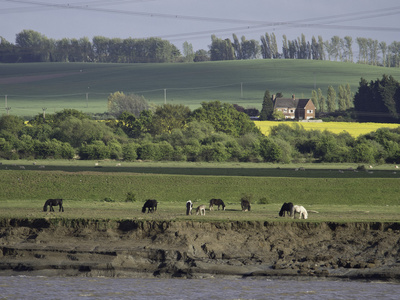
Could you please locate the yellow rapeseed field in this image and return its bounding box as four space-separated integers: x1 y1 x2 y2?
255 121 400 138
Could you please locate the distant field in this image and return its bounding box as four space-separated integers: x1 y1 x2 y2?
1 60 400 118
256 121 400 137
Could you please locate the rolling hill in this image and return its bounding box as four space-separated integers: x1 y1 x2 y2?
1 60 400 118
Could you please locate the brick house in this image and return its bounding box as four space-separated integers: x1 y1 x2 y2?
273 94 316 120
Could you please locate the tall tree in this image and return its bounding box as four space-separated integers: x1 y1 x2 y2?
345 84 353 109
270 33 279 58
15 29 50 62
317 36 325 60
317 88 326 112
343 36 353 62
259 89 273 120
241 36 260 59
282 35 289 59
379 41 387 67
327 86 337 112
260 33 271 59
209 35 235 61
354 75 400 122
232 34 242 60
337 85 347 111
150 104 191 135
311 89 319 111
191 101 260 137
182 41 194 62
107 92 149 117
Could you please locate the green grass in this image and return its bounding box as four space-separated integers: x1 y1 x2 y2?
1 161 399 222
1 60 400 117
0 200 399 223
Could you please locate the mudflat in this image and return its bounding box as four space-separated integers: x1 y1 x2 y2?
1 218 399 281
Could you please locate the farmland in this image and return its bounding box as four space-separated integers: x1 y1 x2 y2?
1 60 400 118
256 121 400 137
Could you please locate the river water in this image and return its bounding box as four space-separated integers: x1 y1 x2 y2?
0 276 399 299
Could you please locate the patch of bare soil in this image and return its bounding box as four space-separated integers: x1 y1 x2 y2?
0 219 400 281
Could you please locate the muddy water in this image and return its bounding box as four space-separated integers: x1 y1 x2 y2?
0 276 398 299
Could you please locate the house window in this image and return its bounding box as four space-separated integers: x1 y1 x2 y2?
307 110 313 113
289 109 294 113
283 109 288 112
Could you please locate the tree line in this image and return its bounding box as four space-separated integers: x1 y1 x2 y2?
1 29 399 67
1 96 400 164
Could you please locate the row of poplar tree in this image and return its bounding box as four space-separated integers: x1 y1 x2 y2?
1 29 400 67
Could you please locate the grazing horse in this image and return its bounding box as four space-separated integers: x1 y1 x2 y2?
196 205 206 216
241 199 251 211
279 202 294 217
186 200 193 215
142 199 158 213
209 198 225 211
43 199 64 212
293 205 308 219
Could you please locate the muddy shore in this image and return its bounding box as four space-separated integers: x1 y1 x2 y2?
0 218 400 282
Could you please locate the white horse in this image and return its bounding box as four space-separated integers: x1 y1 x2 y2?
196 205 206 216
293 205 308 219
186 200 193 215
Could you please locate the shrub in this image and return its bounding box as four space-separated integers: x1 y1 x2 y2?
122 143 138 161
79 141 111 160
258 197 269 204
125 192 136 202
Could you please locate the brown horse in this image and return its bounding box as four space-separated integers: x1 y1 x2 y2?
241 199 251 211
209 198 225 211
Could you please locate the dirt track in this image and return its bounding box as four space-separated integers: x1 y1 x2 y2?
0 218 400 281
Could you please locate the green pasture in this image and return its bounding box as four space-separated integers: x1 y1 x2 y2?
1 60 400 117
0 200 399 223
0 161 399 222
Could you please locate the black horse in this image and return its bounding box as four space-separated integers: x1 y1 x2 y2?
142 199 158 213
279 202 294 217
43 198 64 212
209 198 225 211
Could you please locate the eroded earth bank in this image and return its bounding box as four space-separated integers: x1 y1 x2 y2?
1 219 400 281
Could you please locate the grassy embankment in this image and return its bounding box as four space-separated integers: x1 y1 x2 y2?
0 161 399 222
2 60 400 117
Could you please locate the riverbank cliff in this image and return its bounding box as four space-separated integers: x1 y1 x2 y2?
1 218 400 281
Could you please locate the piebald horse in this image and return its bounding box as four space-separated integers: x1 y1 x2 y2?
186 200 193 215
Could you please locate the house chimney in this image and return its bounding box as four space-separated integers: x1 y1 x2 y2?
272 94 276 101
292 94 295 100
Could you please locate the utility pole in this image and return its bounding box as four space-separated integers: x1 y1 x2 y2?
5 95 7 108
86 92 89 108
5 107 11 115
164 89 167 104
42 107 47 120
241 82 243 98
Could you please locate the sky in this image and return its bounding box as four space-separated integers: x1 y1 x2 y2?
1 0 400 53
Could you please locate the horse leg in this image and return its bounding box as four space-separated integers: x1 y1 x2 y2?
60 205 64 212
50 205 54 212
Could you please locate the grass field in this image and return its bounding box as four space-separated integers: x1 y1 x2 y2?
0 161 399 222
256 121 400 137
1 60 400 117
